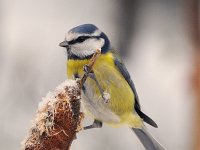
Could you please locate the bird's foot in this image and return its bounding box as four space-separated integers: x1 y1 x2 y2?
102 91 110 103
83 65 109 103
83 64 90 74
83 119 103 130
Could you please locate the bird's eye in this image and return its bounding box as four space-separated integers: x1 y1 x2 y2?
77 36 85 42
68 36 91 45
76 36 90 43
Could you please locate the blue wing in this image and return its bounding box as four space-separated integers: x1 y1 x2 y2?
113 50 158 128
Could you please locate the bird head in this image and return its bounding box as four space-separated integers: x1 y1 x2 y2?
59 24 110 59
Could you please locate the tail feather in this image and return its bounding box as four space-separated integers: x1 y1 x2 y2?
136 109 158 128
131 126 165 150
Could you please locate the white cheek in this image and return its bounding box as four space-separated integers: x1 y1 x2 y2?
86 39 104 52
71 38 104 58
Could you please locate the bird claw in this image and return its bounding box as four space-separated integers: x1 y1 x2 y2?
102 91 110 103
83 119 103 130
83 65 90 74
83 65 110 104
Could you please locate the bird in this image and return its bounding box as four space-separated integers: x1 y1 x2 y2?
59 24 164 150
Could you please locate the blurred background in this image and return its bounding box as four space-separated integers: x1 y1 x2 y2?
0 0 199 149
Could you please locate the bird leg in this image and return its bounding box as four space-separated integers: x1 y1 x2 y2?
83 65 109 103
83 119 103 130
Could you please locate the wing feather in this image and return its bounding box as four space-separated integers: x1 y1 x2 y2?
112 49 158 128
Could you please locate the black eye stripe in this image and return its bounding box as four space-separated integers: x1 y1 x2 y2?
68 36 100 45
68 36 90 44
77 36 90 42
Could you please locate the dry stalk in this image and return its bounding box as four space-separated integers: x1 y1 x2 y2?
21 49 101 150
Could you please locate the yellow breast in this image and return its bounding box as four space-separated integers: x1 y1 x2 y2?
67 52 142 127
67 52 114 78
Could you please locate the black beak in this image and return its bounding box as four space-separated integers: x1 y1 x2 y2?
59 41 69 47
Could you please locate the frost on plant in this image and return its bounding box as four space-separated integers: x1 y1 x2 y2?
21 79 83 150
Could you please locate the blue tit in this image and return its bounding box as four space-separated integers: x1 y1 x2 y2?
59 24 164 150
